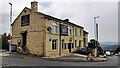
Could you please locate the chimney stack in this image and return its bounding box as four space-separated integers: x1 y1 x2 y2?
31 1 38 12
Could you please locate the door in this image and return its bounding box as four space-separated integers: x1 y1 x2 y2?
68 43 71 52
68 40 72 52
20 31 27 51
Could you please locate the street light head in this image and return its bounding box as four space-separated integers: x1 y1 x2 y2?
97 16 100 18
9 3 12 5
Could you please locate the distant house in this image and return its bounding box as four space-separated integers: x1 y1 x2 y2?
11 1 88 57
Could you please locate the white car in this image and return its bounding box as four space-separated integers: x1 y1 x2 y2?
115 53 119 56
105 51 111 56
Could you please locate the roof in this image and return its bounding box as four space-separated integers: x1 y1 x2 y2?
83 30 88 34
11 7 84 29
37 12 84 29
11 7 31 26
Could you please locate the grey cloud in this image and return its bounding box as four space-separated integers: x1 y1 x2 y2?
0 0 118 42
39 2 53 8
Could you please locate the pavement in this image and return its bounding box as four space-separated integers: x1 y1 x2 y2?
0 50 107 62
42 53 107 62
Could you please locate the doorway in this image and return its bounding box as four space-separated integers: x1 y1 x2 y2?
20 31 27 51
68 40 72 52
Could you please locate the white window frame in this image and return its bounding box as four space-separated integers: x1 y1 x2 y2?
52 23 57 33
51 39 57 50
68 26 71 35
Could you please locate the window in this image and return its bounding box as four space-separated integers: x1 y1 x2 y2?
80 29 82 36
68 27 71 35
78 29 80 36
64 43 67 49
52 39 57 50
79 40 81 47
52 23 57 33
75 40 77 47
62 40 64 49
75 28 77 36
72 43 74 48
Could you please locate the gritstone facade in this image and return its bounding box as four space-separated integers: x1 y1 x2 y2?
11 1 88 58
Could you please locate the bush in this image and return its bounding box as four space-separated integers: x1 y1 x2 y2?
1 33 10 50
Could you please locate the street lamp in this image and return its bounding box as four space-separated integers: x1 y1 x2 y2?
94 16 99 41
93 16 100 57
9 3 12 54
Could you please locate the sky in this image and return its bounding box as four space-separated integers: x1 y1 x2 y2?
0 0 119 42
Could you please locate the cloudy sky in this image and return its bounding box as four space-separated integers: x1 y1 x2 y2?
0 0 119 42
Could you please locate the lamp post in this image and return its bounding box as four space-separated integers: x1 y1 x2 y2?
9 3 12 54
93 16 99 57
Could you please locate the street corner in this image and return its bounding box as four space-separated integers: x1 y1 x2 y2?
41 54 107 62
91 58 107 62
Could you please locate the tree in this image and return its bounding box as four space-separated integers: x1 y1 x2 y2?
115 47 120 53
2 33 9 50
88 39 98 49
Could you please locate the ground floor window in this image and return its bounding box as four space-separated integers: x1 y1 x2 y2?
75 40 77 47
62 40 64 49
79 40 81 47
72 43 74 48
52 39 57 50
64 43 67 49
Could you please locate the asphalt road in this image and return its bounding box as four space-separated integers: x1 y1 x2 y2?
1 55 119 66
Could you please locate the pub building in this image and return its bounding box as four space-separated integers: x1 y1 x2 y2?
11 1 88 57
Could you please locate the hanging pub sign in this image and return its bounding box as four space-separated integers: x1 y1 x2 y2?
60 24 68 36
21 14 30 26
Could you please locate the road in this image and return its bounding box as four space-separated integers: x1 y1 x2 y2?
1 54 119 66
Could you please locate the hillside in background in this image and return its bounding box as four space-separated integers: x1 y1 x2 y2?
100 42 120 51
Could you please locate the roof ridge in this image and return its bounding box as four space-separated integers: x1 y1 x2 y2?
37 12 84 29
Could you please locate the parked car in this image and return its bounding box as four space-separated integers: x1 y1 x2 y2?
105 50 111 56
115 53 119 56
74 47 92 55
103 54 107 58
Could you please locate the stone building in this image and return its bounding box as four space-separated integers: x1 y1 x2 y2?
11 1 88 58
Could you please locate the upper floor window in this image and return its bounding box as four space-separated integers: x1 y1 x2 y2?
78 29 81 36
75 28 77 36
68 26 71 35
80 29 82 36
52 23 57 33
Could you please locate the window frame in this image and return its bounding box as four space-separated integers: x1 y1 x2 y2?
79 40 81 47
68 26 71 35
75 40 77 47
52 23 57 34
62 39 64 49
51 39 57 50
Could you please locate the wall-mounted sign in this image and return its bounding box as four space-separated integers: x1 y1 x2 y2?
21 14 30 26
60 24 68 36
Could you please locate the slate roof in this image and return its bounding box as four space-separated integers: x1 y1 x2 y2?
12 7 84 29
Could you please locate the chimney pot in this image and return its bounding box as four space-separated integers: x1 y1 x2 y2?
31 1 38 12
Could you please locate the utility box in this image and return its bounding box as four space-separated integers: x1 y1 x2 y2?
11 44 17 52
